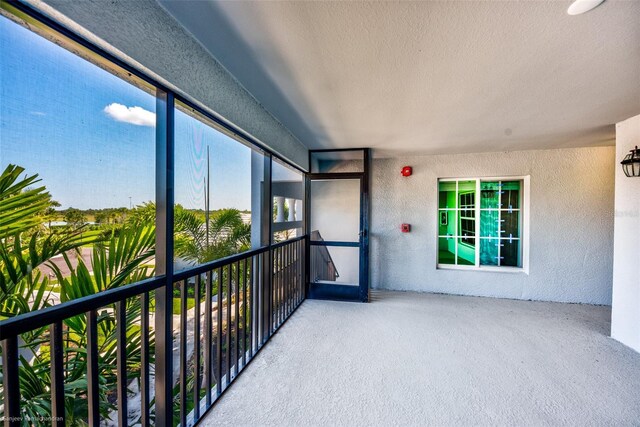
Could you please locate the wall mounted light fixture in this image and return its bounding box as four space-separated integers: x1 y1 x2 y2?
621 146 640 177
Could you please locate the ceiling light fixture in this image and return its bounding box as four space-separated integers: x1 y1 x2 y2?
567 0 606 15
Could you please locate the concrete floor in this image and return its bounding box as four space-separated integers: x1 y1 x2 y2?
200 291 640 426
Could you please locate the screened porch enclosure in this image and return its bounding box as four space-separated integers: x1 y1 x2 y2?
2 0 637 426
0 2 312 426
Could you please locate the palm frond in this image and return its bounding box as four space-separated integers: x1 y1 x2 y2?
0 164 51 239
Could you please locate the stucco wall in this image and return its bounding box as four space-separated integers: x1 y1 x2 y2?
611 114 640 351
370 146 615 304
28 0 308 170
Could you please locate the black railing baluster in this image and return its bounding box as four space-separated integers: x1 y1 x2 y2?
140 292 150 427
293 241 297 305
50 321 65 426
272 248 276 330
179 280 187 427
251 255 256 356
86 310 100 427
278 246 286 327
299 240 302 303
278 247 282 327
288 242 292 315
285 244 288 317
242 257 248 368
286 243 290 315
259 252 264 347
0 236 307 426
269 249 273 335
194 274 201 421
216 267 223 396
290 242 294 313
2 336 20 427
276 247 280 327
116 301 128 427
291 241 296 306
295 240 299 305
205 271 212 406
266 249 272 342
235 261 240 375
278 246 287 327
254 254 266 348
283 244 287 318
226 263 232 385
285 244 289 316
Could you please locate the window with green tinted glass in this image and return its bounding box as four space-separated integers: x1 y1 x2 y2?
438 178 526 269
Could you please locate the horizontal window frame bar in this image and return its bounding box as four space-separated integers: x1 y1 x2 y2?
0 234 307 339
272 220 304 233
437 264 527 274
438 208 521 211
0 276 165 340
438 176 526 182
310 240 360 247
173 247 268 282
438 236 521 240
478 237 521 239
310 148 367 153
173 234 307 281
309 172 364 180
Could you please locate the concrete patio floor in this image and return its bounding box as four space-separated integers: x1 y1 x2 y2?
200 291 640 426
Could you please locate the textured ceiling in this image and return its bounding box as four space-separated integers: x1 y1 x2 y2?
160 0 640 157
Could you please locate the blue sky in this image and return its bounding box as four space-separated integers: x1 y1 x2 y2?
0 16 285 211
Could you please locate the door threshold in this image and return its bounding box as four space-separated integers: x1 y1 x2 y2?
308 282 363 302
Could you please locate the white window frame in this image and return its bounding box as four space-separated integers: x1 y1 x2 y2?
436 175 530 274
458 191 475 247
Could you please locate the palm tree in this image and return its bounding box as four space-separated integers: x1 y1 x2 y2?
0 165 101 319
174 206 251 265
44 200 61 228
0 164 156 423
0 164 252 424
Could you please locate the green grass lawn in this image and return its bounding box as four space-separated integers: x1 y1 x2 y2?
173 297 196 315
44 283 61 293
149 297 196 315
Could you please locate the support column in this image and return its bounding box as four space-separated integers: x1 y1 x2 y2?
295 199 303 222
250 151 265 249
154 90 174 427
275 196 285 223
286 198 296 222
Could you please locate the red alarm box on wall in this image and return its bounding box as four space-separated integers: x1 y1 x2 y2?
401 223 411 233
401 166 412 177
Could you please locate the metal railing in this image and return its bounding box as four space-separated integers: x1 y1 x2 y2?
310 231 339 282
0 235 306 427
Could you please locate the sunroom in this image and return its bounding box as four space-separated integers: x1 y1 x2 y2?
0 0 639 426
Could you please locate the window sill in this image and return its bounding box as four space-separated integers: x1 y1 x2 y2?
437 264 529 274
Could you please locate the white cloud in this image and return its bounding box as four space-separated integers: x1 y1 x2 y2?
104 103 155 127
29 111 46 116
